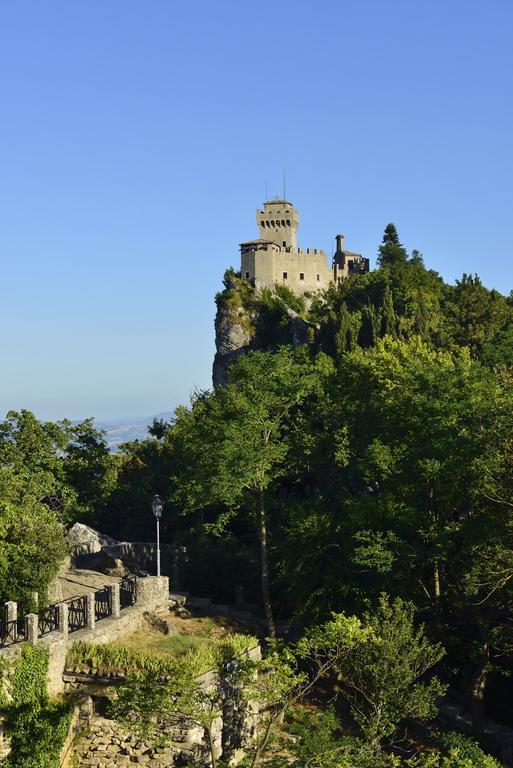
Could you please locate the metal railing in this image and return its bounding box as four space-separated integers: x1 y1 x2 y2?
0 617 27 648
94 586 112 622
120 576 137 609
38 604 60 636
68 595 88 633
1 575 140 646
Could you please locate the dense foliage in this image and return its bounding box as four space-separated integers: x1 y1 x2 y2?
0 410 116 608
2 645 74 768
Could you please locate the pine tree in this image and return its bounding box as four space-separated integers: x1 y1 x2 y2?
378 223 408 268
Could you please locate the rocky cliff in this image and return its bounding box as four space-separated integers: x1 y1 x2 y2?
212 273 311 387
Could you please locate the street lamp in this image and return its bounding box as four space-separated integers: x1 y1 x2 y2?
151 494 164 577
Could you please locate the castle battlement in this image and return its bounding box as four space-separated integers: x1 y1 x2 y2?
240 198 368 295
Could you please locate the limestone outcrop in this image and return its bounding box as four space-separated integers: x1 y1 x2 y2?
212 275 310 388
212 294 255 388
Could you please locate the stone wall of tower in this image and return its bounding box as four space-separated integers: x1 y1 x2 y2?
241 244 333 295
256 199 299 249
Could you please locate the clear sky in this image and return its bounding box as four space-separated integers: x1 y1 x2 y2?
1 1 512 421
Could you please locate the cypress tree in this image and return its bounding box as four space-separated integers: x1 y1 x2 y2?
381 286 397 338
335 303 355 355
359 302 377 348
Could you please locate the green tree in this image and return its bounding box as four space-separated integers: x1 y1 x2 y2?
110 662 226 768
441 274 511 358
338 595 445 758
62 417 118 524
239 612 366 768
377 224 408 268
173 349 323 636
380 286 397 337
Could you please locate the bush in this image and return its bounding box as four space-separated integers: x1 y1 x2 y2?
407 732 501 767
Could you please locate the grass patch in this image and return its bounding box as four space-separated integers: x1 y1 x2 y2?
66 631 258 678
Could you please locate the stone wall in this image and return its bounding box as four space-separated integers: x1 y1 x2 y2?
70 647 261 767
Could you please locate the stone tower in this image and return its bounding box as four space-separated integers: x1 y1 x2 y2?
256 198 300 250
240 198 369 296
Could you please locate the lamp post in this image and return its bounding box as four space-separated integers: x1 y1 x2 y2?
151 494 164 577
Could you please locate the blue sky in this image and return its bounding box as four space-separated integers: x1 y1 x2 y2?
1 1 512 421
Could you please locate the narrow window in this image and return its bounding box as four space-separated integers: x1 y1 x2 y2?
260 221 265 227
286 219 291 226
282 241 286 247
299 272 305 280
245 272 250 278
283 272 288 279
317 274 320 281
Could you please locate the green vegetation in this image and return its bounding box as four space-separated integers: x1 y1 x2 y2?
2 645 74 768
277 713 501 768
66 632 257 677
0 410 116 610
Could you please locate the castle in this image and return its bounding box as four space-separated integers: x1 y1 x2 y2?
240 198 369 295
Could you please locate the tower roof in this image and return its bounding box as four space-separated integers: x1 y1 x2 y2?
263 198 293 206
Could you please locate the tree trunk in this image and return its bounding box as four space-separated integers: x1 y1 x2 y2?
258 488 276 639
250 713 276 768
470 638 489 735
433 559 441 602
206 725 217 768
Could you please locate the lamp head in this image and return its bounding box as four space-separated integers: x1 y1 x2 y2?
151 494 163 519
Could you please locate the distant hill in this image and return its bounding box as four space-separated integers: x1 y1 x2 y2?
97 411 173 450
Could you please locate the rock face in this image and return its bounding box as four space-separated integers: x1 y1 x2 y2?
212 278 311 388
69 523 119 556
212 299 254 388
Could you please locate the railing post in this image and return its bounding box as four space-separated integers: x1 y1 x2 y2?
86 593 95 631
111 584 121 619
26 613 38 644
5 601 17 623
58 602 69 639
